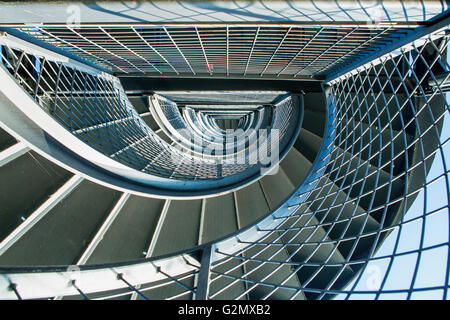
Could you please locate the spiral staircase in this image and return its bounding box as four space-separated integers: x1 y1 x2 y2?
0 1 449 300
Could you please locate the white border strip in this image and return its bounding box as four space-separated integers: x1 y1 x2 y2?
0 142 29 167
327 29 447 85
0 175 83 256
76 193 130 265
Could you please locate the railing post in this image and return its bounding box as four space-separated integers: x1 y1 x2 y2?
8 283 22 300
195 245 212 300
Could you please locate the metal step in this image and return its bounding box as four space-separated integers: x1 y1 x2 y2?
84 195 166 265
155 128 173 144
0 127 17 151
301 109 326 138
338 120 414 176
281 140 313 187
135 273 196 300
0 180 121 266
200 193 238 244
303 92 327 113
259 167 295 210
0 142 30 168
150 199 202 257
128 96 150 114
304 174 382 261
293 128 323 163
63 287 133 300
326 147 405 224
341 92 413 134
234 182 270 229
141 113 160 131
209 256 248 300
242 232 306 300
0 150 72 244
279 212 354 300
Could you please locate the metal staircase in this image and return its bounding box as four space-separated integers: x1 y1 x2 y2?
0 1 449 300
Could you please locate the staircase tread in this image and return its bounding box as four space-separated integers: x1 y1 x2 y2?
201 193 238 244
242 232 306 300
0 151 72 243
0 180 121 266
259 167 295 210
151 199 202 257
86 195 165 265
235 182 270 229
0 127 17 152
280 143 313 187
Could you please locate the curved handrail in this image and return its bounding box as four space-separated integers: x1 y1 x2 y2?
150 94 272 161
0 35 302 196
1 26 449 301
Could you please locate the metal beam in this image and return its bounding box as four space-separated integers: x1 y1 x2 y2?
76 192 130 265
0 142 29 167
0 175 83 256
325 11 450 82
195 245 212 300
120 77 323 93
130 198 171 300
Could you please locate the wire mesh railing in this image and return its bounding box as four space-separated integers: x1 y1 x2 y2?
150 93 295 170
0 33 302 193
0 16 449 301
0 253 202 300
207 26 450 300
15 25 413 78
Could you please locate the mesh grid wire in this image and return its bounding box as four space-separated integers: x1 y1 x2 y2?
207 28 450 300
0 23 450 300
154 94 296 178
153 96 228 152
72 268 200 301
158 97 259 150
0 43 298 182
16 25 411 77
1 250 203 300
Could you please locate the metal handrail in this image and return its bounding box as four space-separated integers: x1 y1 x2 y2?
0 32 303 196
0 17 449 301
